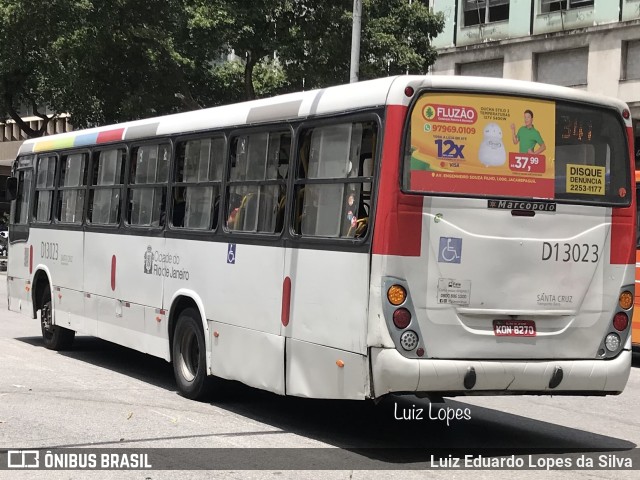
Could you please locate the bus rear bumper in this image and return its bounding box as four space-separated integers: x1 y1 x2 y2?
370 344 632 398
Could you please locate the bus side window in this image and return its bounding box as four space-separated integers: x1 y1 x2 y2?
12 167 33 225
89 148 125 225
33 155 57 223
173 136 224 230
57 152 88 225
226 130 290 234
294 121 376 239
127 143 170 227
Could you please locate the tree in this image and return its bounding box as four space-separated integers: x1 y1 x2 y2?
187 0 302 101
45 0 208 127
0 0 87 136
189 0 443 99
0 0 444 138
360 0 444 79
0 0 220 131
281 0 445 90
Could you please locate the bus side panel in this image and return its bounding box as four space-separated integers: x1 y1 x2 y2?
143 305 170 360
209 320 285 395
25 229 84 329
95 296 147 353
41 229 86 332
163 239 286 389
55 287 88 334
7 275 33 316
82 232 165 355
35 229 85 293
283 249 369 354
85 232 165 309
163 240 284 337
286 338 368 399
84 232 164 335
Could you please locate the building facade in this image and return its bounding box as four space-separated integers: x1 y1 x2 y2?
431 0 640 166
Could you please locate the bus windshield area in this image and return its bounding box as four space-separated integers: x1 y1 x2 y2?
404 92 630 206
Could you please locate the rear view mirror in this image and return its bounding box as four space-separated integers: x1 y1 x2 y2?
5 177 17 201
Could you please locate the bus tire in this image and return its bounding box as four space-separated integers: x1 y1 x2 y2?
172 308 211 400
40 288 75 351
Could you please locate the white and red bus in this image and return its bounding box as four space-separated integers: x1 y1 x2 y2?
6 75 636 400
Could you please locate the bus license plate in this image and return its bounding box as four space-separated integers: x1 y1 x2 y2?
493 320 536 337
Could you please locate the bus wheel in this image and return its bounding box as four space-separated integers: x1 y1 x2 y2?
172 308 211 400
40 288 75 350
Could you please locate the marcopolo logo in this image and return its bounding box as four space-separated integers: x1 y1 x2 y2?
422 104 478 124
488 200 556 212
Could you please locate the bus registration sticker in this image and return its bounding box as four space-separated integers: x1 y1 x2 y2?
437 278 471 306
493 320 536 337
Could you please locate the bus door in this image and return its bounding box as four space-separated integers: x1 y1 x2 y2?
6 156 34 315
205 131 292 395
282 120 378 399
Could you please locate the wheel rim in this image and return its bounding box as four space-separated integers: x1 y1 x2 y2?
178 328 199 383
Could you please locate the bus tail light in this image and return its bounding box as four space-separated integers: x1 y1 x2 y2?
613 312 629 331
387 285 407 306
399 330 419 351
618 291 633 310
392 308 411 329
604 333 621 352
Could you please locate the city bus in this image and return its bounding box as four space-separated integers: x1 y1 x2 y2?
5 75 636 400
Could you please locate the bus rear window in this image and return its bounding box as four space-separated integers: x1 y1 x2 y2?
404 92 631 206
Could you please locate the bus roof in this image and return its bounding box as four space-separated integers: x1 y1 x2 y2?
18 75 632 156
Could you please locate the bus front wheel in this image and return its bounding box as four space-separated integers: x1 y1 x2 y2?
40 289 75 350
172 308 211 400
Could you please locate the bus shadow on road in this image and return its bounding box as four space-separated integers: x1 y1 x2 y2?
16 335 177 391
16 334 637 466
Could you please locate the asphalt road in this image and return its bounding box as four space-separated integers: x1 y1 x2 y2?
1 271 639 480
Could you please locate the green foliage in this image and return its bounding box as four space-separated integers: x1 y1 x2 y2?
0 0 444 136
207 58 288 106
361 0 445 78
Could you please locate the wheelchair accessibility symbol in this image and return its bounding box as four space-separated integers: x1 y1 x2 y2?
438 237 462 264
227 243 236 264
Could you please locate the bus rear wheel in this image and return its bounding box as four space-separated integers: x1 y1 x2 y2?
172 308 211 400
40 289 75 350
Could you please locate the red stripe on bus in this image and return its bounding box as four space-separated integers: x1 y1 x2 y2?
97 128 125 144
372 105 423 256
610 126 636 265
111 255 116 291
281 276 291 327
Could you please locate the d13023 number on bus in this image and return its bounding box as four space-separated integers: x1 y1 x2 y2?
542 242 599 263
